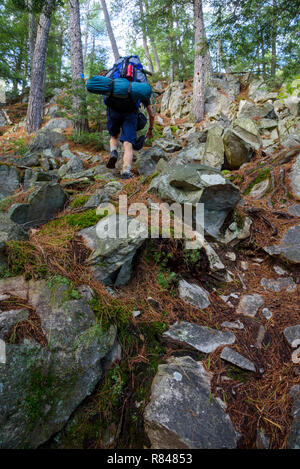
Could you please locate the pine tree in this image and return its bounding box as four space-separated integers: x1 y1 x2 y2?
68 0 89 133
25 0 54 134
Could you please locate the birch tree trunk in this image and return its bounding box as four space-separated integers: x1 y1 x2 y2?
138 0 154 73
25 0 54 134
100 0 120 62
69 0 89 133
192 0 205 123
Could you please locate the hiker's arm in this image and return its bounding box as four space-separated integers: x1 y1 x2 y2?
146 104 155 138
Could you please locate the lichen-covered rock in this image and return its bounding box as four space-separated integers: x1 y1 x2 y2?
144 356 239 449
0 165 20 198
237 100 275 119
223 128 255 169
58 155 83 177
148 164 240 239
0 276 116 448
8 182 67 229
0 212 28 256
203 125 224 169
178 280 210 309
163 321 235 354
28 129 66 152
79 215 147 286
264 224 300 264
289 155 300 200
287 385 300 449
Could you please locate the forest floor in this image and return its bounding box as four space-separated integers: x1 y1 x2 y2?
0 86 299 449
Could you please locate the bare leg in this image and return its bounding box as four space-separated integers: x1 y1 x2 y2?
110 134 120 150
123 141 133 172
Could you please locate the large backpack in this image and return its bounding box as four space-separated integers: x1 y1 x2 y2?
105 55 148 112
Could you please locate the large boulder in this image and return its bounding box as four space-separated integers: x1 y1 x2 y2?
263 224 300 264
278 116 300 138
223 128 255 169
204 87 234 118
28 129 66 152
237 100 275 119
43 118 72 131
169 142 206 167
79 215 147 286
0 165 20 198
287 385 300 449
148 164 241 238
163 321 235 354
58 155 83 178
8 183 67 229
161 82 191 119
144 356 239 449
289 155 300 200
233 118 262 149
0 276 116 448
136 146 169 176
203 125 224 169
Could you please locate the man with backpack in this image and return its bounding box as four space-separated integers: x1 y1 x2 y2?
104 56 155 179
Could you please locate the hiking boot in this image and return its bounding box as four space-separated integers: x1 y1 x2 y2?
121 170 134 180
133 135 146 151
106 149 118 169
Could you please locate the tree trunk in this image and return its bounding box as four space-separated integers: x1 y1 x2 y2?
271 27 277 77
100 0 120 62
144 0 161 73
25 0 54 134
28 0 37 80
204 31 213 85
260 28 266 80
83 0 91 67
192 0 205 123
138 0 154 73
271 0 277 77
69 0 89 133
151 43 161 73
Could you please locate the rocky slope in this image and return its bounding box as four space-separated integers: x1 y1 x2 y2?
0 74 299 449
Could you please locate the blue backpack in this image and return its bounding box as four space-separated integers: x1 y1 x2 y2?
105 55 149 112
106 55 148 84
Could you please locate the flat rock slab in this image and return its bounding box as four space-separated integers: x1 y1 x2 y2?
0 165 20 197
236 294 264 317
287 385 300 449
144 356 239 449
264 224 300 264
178 279 210 309
283 325 300 348
288 204 300 217
162 321 235 354
220 347 256 372
289 154 300 200
260 277 296 293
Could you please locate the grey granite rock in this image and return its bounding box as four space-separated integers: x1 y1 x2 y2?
236 294 264 317
264 224 300 264
163 321 235 354
220 347 256 372
144 356 239 449
178 279 210 309
283 325 300 348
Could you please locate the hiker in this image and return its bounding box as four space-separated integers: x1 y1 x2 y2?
104 56 155 179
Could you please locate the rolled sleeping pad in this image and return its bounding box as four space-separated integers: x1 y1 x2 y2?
86 76 152 101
